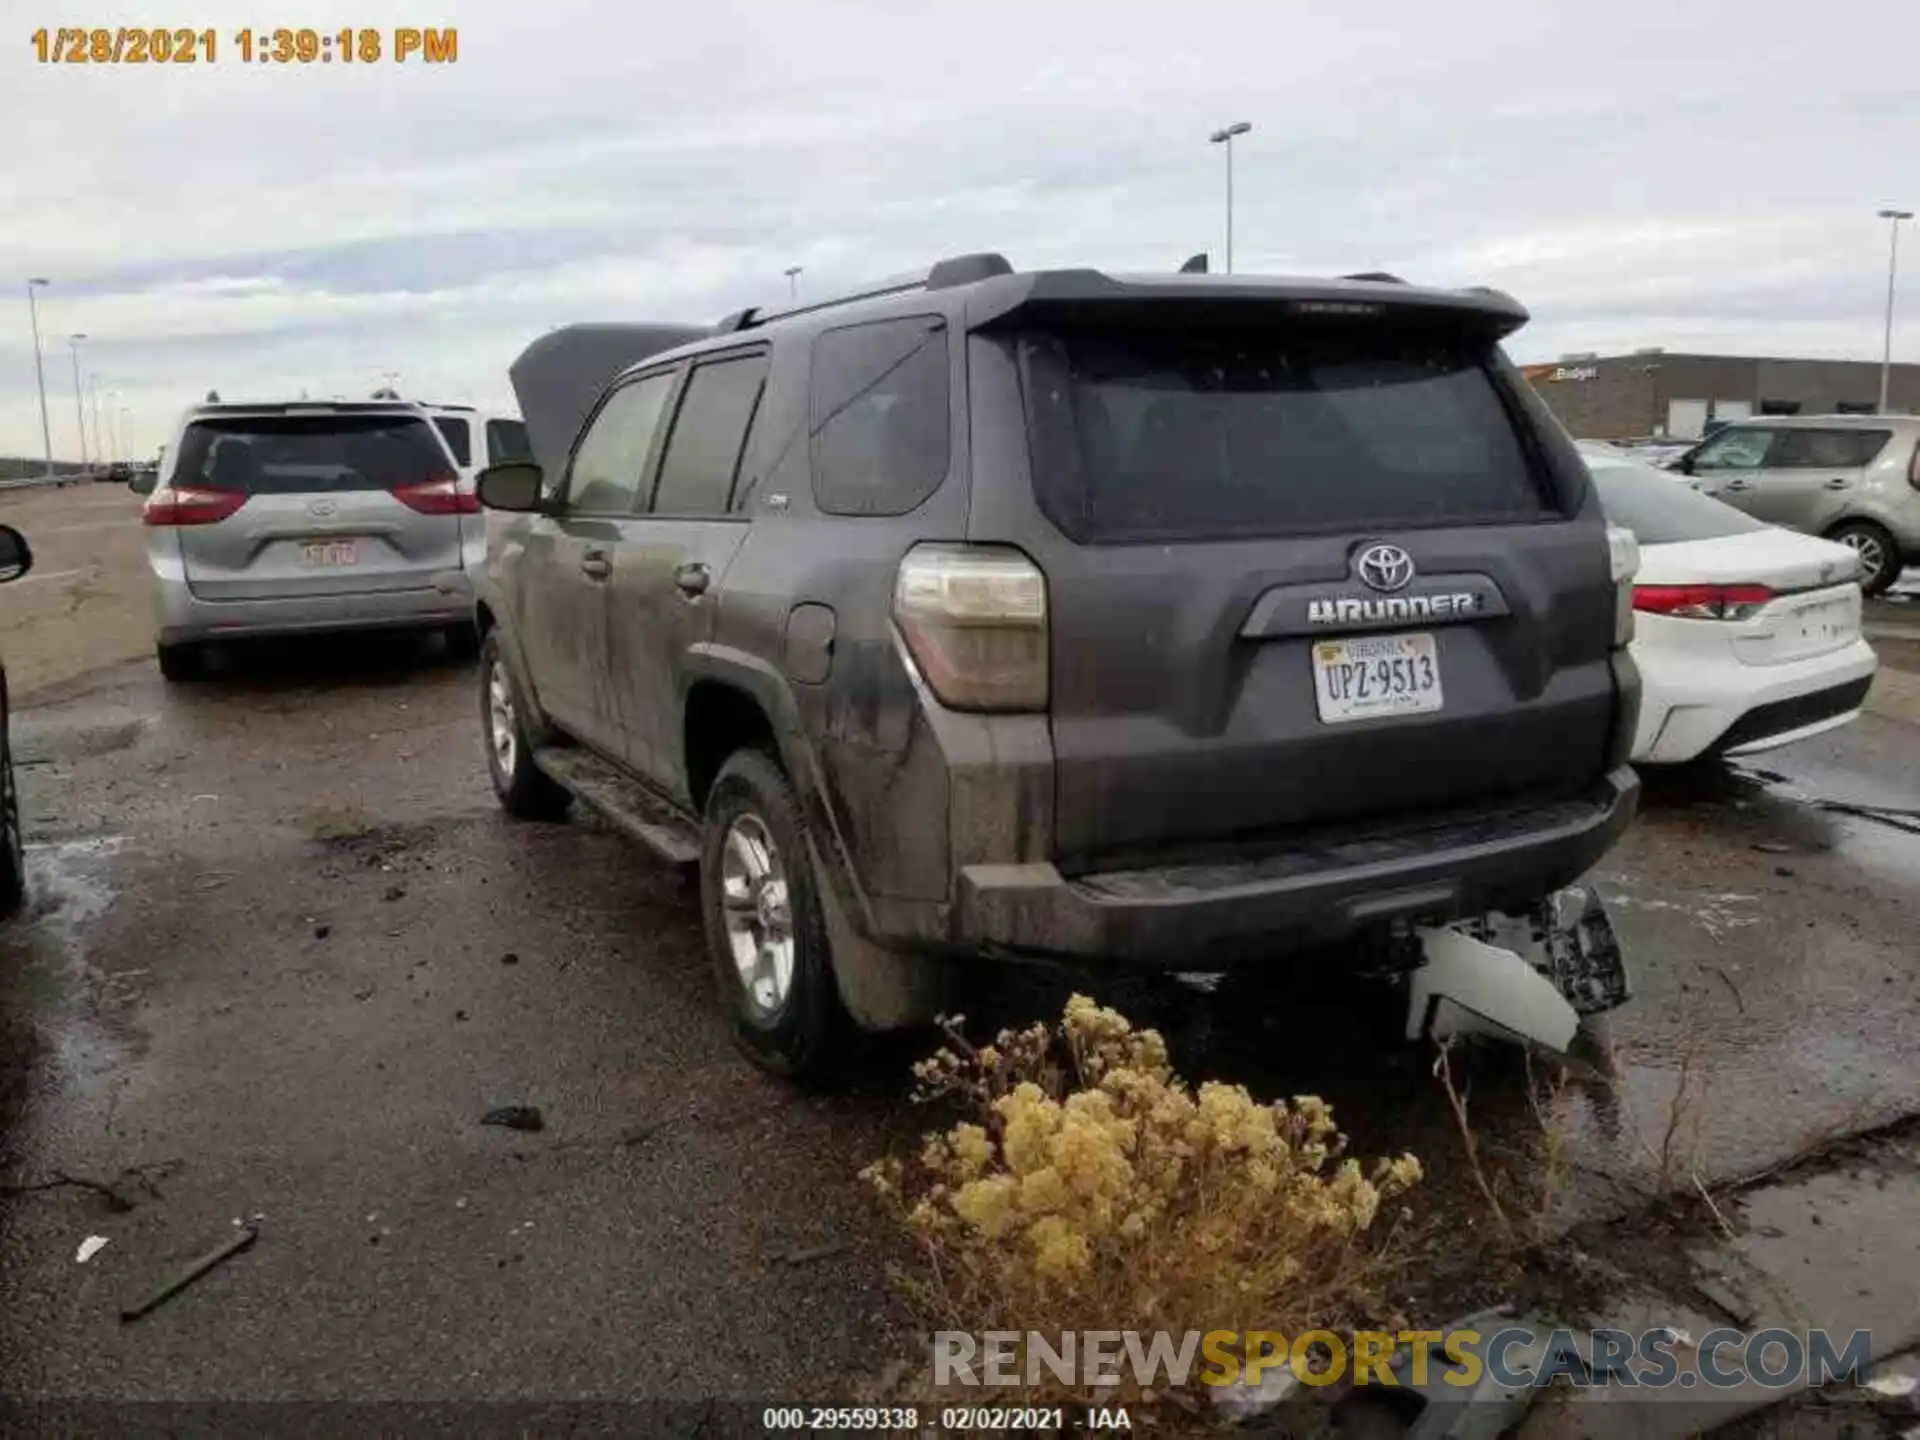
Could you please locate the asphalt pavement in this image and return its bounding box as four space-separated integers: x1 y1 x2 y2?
1 632 1917 1405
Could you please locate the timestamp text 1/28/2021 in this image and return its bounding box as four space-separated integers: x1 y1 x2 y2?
29 27 457 64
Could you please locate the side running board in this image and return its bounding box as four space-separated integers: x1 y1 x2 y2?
530 746 702 867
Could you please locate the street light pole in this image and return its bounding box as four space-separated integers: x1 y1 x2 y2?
1878 208 1913 415
25 279 54 479
88 372 105 462
784 265 802 300
1208 121 1252 273
68 334 89 472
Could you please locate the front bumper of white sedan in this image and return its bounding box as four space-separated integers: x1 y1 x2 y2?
1632 628 1878 764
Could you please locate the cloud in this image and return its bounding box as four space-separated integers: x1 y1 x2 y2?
3 0 1918 456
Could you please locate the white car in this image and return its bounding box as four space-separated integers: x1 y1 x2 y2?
1586 455 1879 764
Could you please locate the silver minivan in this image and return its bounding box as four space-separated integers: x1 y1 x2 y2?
137 400 484 680
1675 414 1920 595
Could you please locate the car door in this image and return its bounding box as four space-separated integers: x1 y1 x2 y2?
603 349 770 794
1684 424 1779 515
515 369 680 757
1747 427 1893 533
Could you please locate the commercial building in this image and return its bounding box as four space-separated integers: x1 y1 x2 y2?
1519 352 1920 441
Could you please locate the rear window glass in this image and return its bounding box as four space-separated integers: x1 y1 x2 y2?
432 416 472 467
486 418 532 464
174 414 451 494
1016 328 1551 541
1588 461 1766 542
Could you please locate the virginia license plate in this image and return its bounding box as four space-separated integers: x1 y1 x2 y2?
1312 632 1443 724
300 540 359 567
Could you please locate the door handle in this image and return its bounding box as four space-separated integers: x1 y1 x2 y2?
674 563 711 597
1722 480 1752 491
1824 477 1849 490
580 550 611 581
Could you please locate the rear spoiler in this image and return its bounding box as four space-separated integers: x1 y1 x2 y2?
966 270 1530 341
507 322 711 476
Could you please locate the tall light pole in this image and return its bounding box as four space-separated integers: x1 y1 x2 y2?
25 278 54 478
1879 208 1913 415
68 334 89 471
784 265 802 300
1208 121 1252 274
88 372 106 462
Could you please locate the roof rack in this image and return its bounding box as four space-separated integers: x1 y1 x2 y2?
717 251 1014 333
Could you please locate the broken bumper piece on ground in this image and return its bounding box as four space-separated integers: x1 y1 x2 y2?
1407 886 1630 1054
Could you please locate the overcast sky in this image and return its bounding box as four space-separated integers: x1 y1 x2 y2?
5 0 1918 458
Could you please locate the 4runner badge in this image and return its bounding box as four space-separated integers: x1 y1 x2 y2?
1354 543 1415 592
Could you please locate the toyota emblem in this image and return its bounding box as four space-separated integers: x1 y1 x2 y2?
308 498 338 518
1354 543 1415 593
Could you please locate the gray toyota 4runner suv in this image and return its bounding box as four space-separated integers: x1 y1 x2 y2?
474 255 1642 1077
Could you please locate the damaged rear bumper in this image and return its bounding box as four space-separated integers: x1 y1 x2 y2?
954 767 1639 967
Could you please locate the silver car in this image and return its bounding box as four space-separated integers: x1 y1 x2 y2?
1674 414 1920 595
135 400 484 680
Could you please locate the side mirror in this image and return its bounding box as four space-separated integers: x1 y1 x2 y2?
477 461 547 513
0 525 33 584
129 471 158 496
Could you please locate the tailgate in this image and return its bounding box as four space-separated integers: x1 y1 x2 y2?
976 322 1617 870
174 413 463 601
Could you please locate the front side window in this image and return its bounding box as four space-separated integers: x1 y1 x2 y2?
1688 426 1775 472
564 371 677 515
810 317 950 516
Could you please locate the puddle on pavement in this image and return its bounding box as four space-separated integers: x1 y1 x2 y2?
0 835 149 1143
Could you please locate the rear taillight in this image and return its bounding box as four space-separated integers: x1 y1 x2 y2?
893 544 1048 712
392 473 480 515
1607 525 1640 645
1632 583 1774 621
142 486 247 526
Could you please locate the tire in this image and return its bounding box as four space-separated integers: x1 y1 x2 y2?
156 641 203 683
480 630 571 821
1827 520 1901 597
443 621 481 663
700 746 853 1080
0 720 24 920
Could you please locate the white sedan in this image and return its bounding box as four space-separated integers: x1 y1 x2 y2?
1586 454 1879 765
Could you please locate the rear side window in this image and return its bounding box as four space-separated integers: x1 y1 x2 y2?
810 317 950 516
1769 429 1891 469
1016 328 1550 541
433 416 472 467
174 414 450 495
486 418 532 464
1588 461 1766 542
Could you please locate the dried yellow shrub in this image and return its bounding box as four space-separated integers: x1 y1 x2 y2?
864 995 1422 1409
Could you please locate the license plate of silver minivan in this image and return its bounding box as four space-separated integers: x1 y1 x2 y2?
1312 632 1443 724
300 540 359 567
